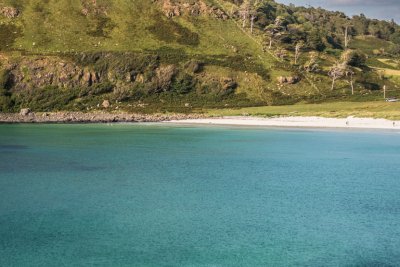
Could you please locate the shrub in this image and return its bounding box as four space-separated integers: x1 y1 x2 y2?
341 50 367 67
0 88 13 112
172 73 195 94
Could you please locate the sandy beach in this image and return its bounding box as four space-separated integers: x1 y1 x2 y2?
2 112 400 130
169 116 400 130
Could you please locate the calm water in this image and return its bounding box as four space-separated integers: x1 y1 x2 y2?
1 124 400 266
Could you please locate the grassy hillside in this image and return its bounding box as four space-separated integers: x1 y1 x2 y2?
0 0 263 56
0 0 399 113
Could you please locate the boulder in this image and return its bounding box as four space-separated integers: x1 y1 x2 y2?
287 76 300 84
0 7 19 19
277 76 300 85
20 108 31 116
102 100 110 109
221 77 237 91
277 76 287 84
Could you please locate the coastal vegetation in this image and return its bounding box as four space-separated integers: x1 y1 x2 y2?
0 0 399 114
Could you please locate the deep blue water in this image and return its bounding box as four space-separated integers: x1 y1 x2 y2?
1 124 400 266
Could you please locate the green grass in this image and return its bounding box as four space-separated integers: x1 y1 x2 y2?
350 36 393 55
207 101 400 120
0 0 270 61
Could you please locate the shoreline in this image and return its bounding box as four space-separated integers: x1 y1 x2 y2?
168 116 400 130
1 112 400 130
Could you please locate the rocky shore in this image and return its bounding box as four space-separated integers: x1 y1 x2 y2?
0 111 206 124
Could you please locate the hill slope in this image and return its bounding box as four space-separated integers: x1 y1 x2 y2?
0 0 399 113
1 0 259 55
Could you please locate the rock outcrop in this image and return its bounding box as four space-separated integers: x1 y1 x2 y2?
81 0 107 16
160 0 228 20
102 100 110 108
19 108 31 116
0 6 19 18
152 65 177 92
0 54 197 95
277 76 300 85
5 57 102 91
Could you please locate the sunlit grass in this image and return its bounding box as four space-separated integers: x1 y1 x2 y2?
207 101 400 120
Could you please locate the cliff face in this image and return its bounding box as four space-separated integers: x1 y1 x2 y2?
2 54 183 94
1 52 241 102
5 56 97 91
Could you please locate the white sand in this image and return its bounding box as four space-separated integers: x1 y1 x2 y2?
168 116 400 130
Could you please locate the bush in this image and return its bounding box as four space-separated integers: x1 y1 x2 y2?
80 83 114 97
0 88 13 112
172 73 195 94
0 69 10 89
12 86 79 111
341 50 367 67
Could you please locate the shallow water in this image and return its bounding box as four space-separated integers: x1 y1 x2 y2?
0 124 400 266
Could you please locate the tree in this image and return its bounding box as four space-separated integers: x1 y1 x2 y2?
264 25 276 49
341 49 366 67
239 1 250 28
328 62 347 91
352 14 369 36
264 16 286 49
390 31 400 44
250 10 256 33
345 68 355 95
240 0 259 33
275 47 287 60
340 18 355 49
343 24 351 48
307 29 326 51
294 41 304 65
368 22 382 38
303 52 320 73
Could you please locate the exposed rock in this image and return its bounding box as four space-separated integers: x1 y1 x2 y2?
152 65 177 92
0 7 19 19
135 74 145 84
277 76 300 85
81 0 107 16
19 108 31 116
185 60 201 73
160 0 228 20
277 76 287 84
4 57 104 91
81 69 99 86
163 0 181 18
125 72 135 82
102 100 111 108
221 77 237 91
6 57 82 91
287 76 300 84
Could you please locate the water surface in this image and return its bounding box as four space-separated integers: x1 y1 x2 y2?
1 124 400 266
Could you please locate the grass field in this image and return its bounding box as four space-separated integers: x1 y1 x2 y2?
207 101 400 120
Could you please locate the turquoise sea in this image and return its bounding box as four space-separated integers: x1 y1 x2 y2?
1 124 400 266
